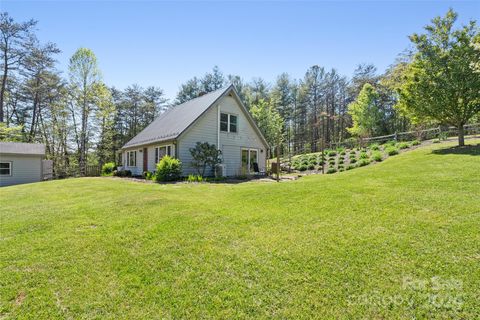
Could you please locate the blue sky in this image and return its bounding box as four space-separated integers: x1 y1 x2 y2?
2 1 479 100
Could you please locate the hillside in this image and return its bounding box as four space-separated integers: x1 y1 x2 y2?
1 140 479 319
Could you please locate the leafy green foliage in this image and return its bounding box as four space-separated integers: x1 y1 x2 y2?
101 162 116 176
189 142 222 177
155 156 182 182
347 83 382 138
326 167 337 174
397 142 410 149
357 159 371 167
359 151 369 159
410 140 421 146
371 151 383 162
397 9 480 146
250 99 284 150
187 174 203 183
385 146 400 156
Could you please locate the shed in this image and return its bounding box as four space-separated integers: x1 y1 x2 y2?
0 142 46 187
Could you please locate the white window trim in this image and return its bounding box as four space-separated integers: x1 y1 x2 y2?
0 161 12 176
241 148 259 173
154 144 175 164
220 112 238 133
127 151 137 167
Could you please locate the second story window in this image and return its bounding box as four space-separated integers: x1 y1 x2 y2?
220 113 237 133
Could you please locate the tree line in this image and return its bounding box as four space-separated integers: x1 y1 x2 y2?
1 9 478 177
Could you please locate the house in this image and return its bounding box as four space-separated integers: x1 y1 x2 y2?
120 85 269 177
0 142 46 187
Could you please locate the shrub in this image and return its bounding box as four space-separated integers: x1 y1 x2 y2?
338 165 344 170
346 164 356 170
154 156 182 182
350 158 357 164
438 132 448 141
369 143 380 151
358 159 370 167
187 174 203 183
397 142 409 149
359 151 369 159
340 150 346 156
326 168 337 174
114 169 132 177
309 159 318 165
385 146 399 156
411 140 421 146
433 139 440 143
189 142 222 176
308 164 315 170
328 150 337 157
371 151 383 162
329 160 336 166
384 140 396 147
143 171 154 180
298 164 308 171
101 162 116 176
338 159 344 164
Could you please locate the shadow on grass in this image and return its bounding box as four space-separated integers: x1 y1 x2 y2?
432 143 480 156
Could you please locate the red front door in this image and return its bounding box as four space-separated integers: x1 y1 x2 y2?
143 148 148 172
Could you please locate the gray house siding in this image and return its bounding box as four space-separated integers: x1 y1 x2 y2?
178 95 267 177
177 104 219 176
0 154 43 187
217 96 267 176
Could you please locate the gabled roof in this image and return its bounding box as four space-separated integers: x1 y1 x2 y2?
122 86 229 148
0 142 45 155
122 85 269 149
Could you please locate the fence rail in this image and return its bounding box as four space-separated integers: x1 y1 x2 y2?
283 123 480 160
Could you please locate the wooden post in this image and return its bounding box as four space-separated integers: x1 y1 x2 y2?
276 143 280 182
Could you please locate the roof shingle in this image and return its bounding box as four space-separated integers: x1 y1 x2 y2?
122 86 230 148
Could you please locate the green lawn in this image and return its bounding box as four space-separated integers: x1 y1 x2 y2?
1 140 479 319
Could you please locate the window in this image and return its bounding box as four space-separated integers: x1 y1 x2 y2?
0 162 12 176
220 113 237 133
127 151 136 167
154 145 173 163
241 149 258 173
220 113 228 132
229 115 237 133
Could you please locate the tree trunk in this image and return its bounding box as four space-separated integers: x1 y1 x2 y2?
0 53 8 123
458 124 465 146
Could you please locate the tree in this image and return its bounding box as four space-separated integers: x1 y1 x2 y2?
21 40 60 141
398 10 480 146
176 77 202 104
250 99 284 155
189 142 222 177
347 83 381 139
201 65 225 92
68 47 101 175
0 13 37 122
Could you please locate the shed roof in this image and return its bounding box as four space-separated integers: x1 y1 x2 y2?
122 85 231 148
0 142 45 156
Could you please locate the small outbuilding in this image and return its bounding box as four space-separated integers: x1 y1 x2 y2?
0 142 46 187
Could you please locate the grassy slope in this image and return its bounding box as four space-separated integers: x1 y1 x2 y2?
1 141 479 319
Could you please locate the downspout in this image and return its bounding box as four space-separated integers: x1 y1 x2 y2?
217 104 220 150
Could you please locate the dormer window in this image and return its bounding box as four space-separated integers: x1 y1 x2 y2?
220 113 237 133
